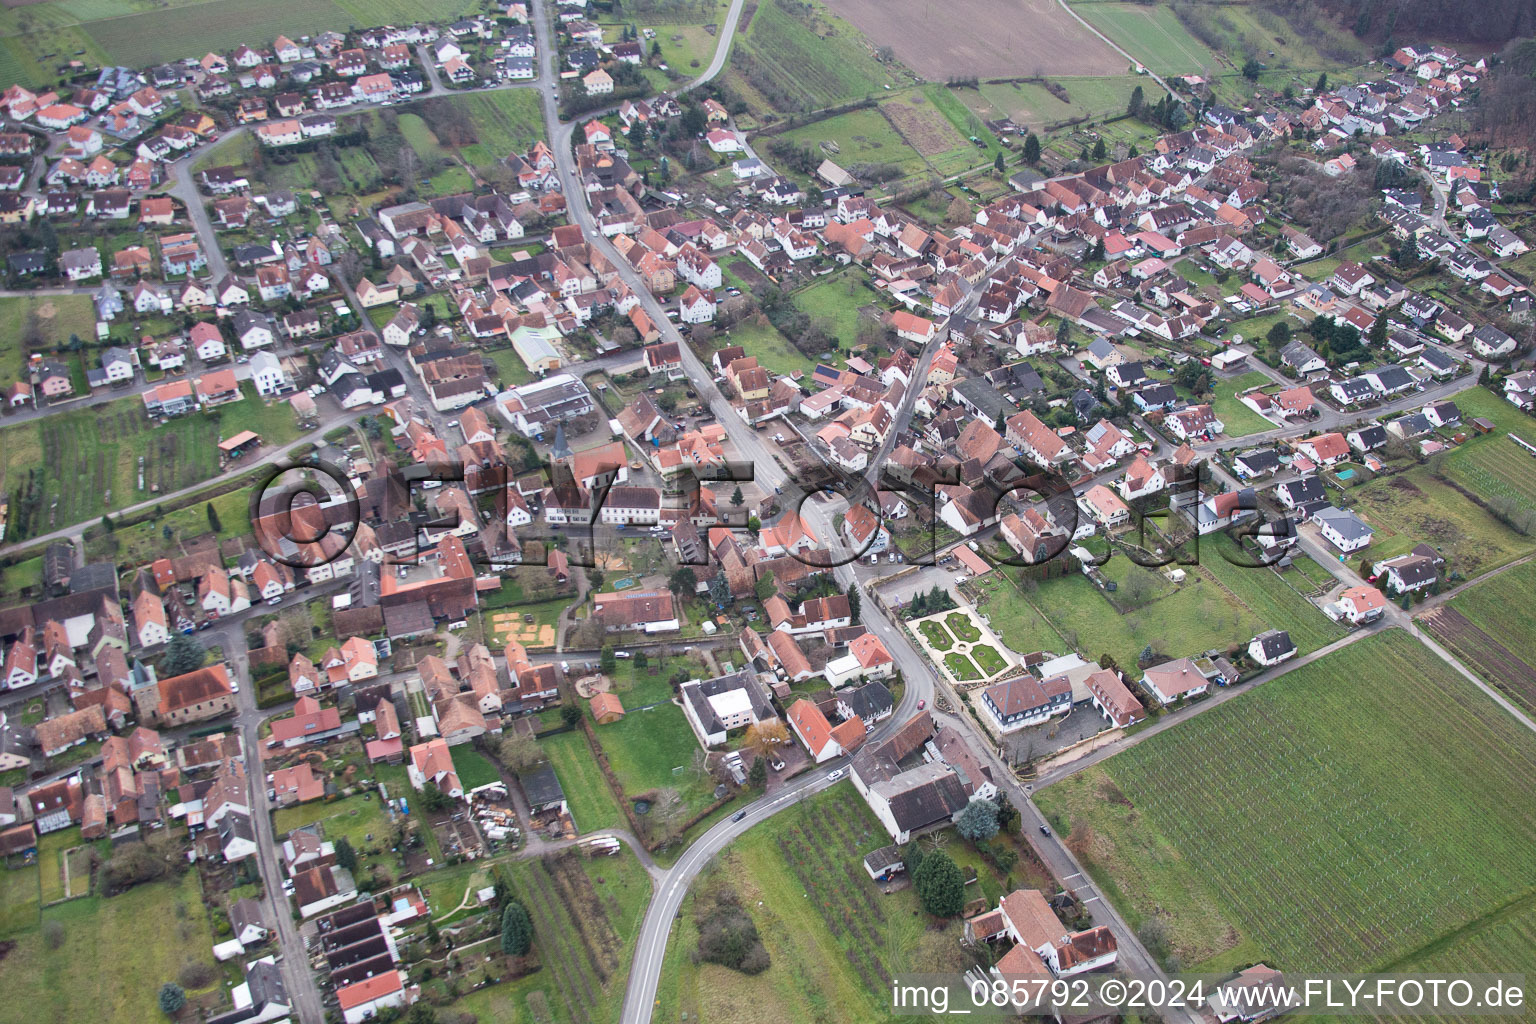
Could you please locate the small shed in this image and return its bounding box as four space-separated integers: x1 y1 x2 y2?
219 429 260 457
589 691 625 724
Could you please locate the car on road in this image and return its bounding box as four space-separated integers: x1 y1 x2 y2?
731 810 747 822
1039 824 1051 836
917 699 925 710
826 768 845 781
614 650 632 659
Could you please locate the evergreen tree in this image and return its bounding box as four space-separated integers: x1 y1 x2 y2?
993 151 1005 174
1023 133 1041 165
913 850 965 917
847 585 861 624
334 836 357 873
158 983 186 1016
731 485 744 507
748 757 767 788
1315 72 1329 93
1127 84 1144 118
560 703 582 728
501 901 533 956
205 501 221 534
1092 138 1106 160
956 799 1000 842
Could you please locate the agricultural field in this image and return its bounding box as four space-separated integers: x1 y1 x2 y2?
879 90 973 174
0 869 219 1024
0 0 472 76
826 0 1121 79
1037 631 1536 977
439 849 651 1024
725 0 899 117
1071 3 1218 76
1421 558 1536 713
777 107 927 178
0 385 299 542
656 785 1045 1024
1351 466 1534 577
85 0 354 67
1434 387 1536 513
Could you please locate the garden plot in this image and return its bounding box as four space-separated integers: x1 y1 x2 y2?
911 608 1016 686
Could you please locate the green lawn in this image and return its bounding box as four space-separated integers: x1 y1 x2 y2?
778 106 927 177
1446 560 1536 669
0 295 97 379
943 651 981 680
0 862 38 938
1037 631 1536 977
945 611 982 642
789 270 881 342
720 315 815 380
1209 369 1277 438
272 793 393 857
1435 387 1536 513
450 745 501 791
1073 3 1218 75
595 702 715 813
990 560 1266 668
0 869 217 1024
971 644 1007 676
917 619 954 650
1200 534 1345 654
541 730 624 833
964 75 1146 128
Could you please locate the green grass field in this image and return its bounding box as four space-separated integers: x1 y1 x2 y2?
1209 369 1276 437
943 651 981 680
541 730 624 833
1200 534 1345 654
918 619 954 650
272 792 394 860
0 869 216 1024
85 0 353 66
595 702 716 814
1072 3 1218 75
727 0 897 116
962 75 1146 131
656 785 1018 1024
1037 631 1536 977
416 90 545 171
0 296 97 380
720 314 815 380
779 106 927 177
986 559 1267 668
451 745 501 791
788 270 880 341
0 862 38 937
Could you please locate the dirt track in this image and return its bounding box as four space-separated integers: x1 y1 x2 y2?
826 0 1124 79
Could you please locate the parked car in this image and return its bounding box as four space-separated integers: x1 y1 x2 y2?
1039 824 1051 836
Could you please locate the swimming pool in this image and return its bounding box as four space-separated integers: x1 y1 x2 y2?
1336 468 1355 480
